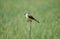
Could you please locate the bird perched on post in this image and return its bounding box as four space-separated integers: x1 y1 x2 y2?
24 11 39 23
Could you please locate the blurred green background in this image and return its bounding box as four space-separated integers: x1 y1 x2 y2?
0 0 60 39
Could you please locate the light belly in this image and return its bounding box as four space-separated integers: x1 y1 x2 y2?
26 17 32 21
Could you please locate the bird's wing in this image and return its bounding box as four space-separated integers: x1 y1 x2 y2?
28 15 39 23
28 15 35 19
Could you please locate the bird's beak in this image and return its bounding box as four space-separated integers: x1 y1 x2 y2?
24 13 26 15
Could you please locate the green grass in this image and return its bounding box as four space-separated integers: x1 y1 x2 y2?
0 0 60 39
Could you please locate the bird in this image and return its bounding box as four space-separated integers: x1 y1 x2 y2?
24 11 39 23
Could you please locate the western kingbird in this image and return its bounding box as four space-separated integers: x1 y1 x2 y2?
25 12 39 23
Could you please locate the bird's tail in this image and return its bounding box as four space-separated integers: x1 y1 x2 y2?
34 19 39 23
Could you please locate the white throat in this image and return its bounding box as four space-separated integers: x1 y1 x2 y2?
26 13 29 18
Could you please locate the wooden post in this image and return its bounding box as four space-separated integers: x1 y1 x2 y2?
29 21 32 39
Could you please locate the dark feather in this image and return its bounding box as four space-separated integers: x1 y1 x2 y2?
28 15 35 19
28 15 39 23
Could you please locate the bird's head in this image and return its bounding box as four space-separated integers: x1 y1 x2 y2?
24 11 30 16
